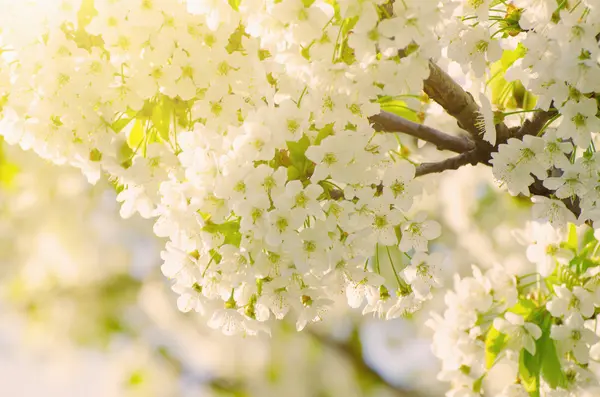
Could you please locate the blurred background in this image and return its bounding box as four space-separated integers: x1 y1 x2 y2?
0 98 533 397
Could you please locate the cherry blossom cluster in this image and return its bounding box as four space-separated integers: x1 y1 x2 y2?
0 0 453 334
4 0 600 393
429 221 600 397
484 1 600 229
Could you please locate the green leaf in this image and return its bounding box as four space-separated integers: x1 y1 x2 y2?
380 100 420 123
489 45 536 111
127 119 145 150
117 141 133 169
226 25 246 53
538 311 568 389
151 99 173 141
89 148 102 162
228 0 241 11
287 166 302 181
517 310 567 396
314 123 334 145
77 0 97 30
519 347 541 397
581 227 597 250
472 375 485 393
0 161 19 188
508 299 537 318
202 221 242 248
286 135 314 181
566 223 578 252
111 117 133 133
485 326 507 369
539 333 567 389
287 135 310 163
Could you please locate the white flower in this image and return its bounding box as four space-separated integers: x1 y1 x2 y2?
557 98 600 149
531 196 577 227
493 312 542 355
543 167 587 199
208 308 248 336
399 212 441 252
547 285 595 319
477 93 496 145
293 294 333 331
386 292 422 319
551 313 598 363
491 137 546 196
498 384 529 397
525 221 574 276
449 24 503 77
403 252 444 299
369 198 403 246
380 161 420 211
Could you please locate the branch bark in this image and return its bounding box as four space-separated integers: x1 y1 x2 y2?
515 109 559 139
423 61 510 144
370 111 474 153
306 329 428 397
415 150 480 177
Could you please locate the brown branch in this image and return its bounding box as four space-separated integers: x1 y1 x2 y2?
367 62 576 217
415 150 480 177
423 61 510 144
529 177 581 217
514 109 559 139
306 329 428 397
370 111 474 153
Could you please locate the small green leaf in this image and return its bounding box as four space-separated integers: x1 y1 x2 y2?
517 310 566 397
127 119 145 150
519 348 541 397
0 161 19 188
485 326 507 369
473 375 485 393
286 135 313 180
228 0 241 11
379 99 420 123
287 135 310 163
508 299 537 318
202 221 242 248
314 123 334 145
226 25 246 53
489 45 536 111
287 166 302 181
580 227 597 250
111 117 133 133
117 141 133 169
151 99 173 141
566 223 578 252
538 311 568 389
89 148 103 162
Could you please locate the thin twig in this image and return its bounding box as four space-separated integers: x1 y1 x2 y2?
370 111 474 153
415 150 479 177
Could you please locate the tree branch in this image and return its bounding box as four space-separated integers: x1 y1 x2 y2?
423 61 510 143
529 176 581 217
306 329 428 397
415 150 480 177
370 111 474 153
366 62 576 216
514 108 559 139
